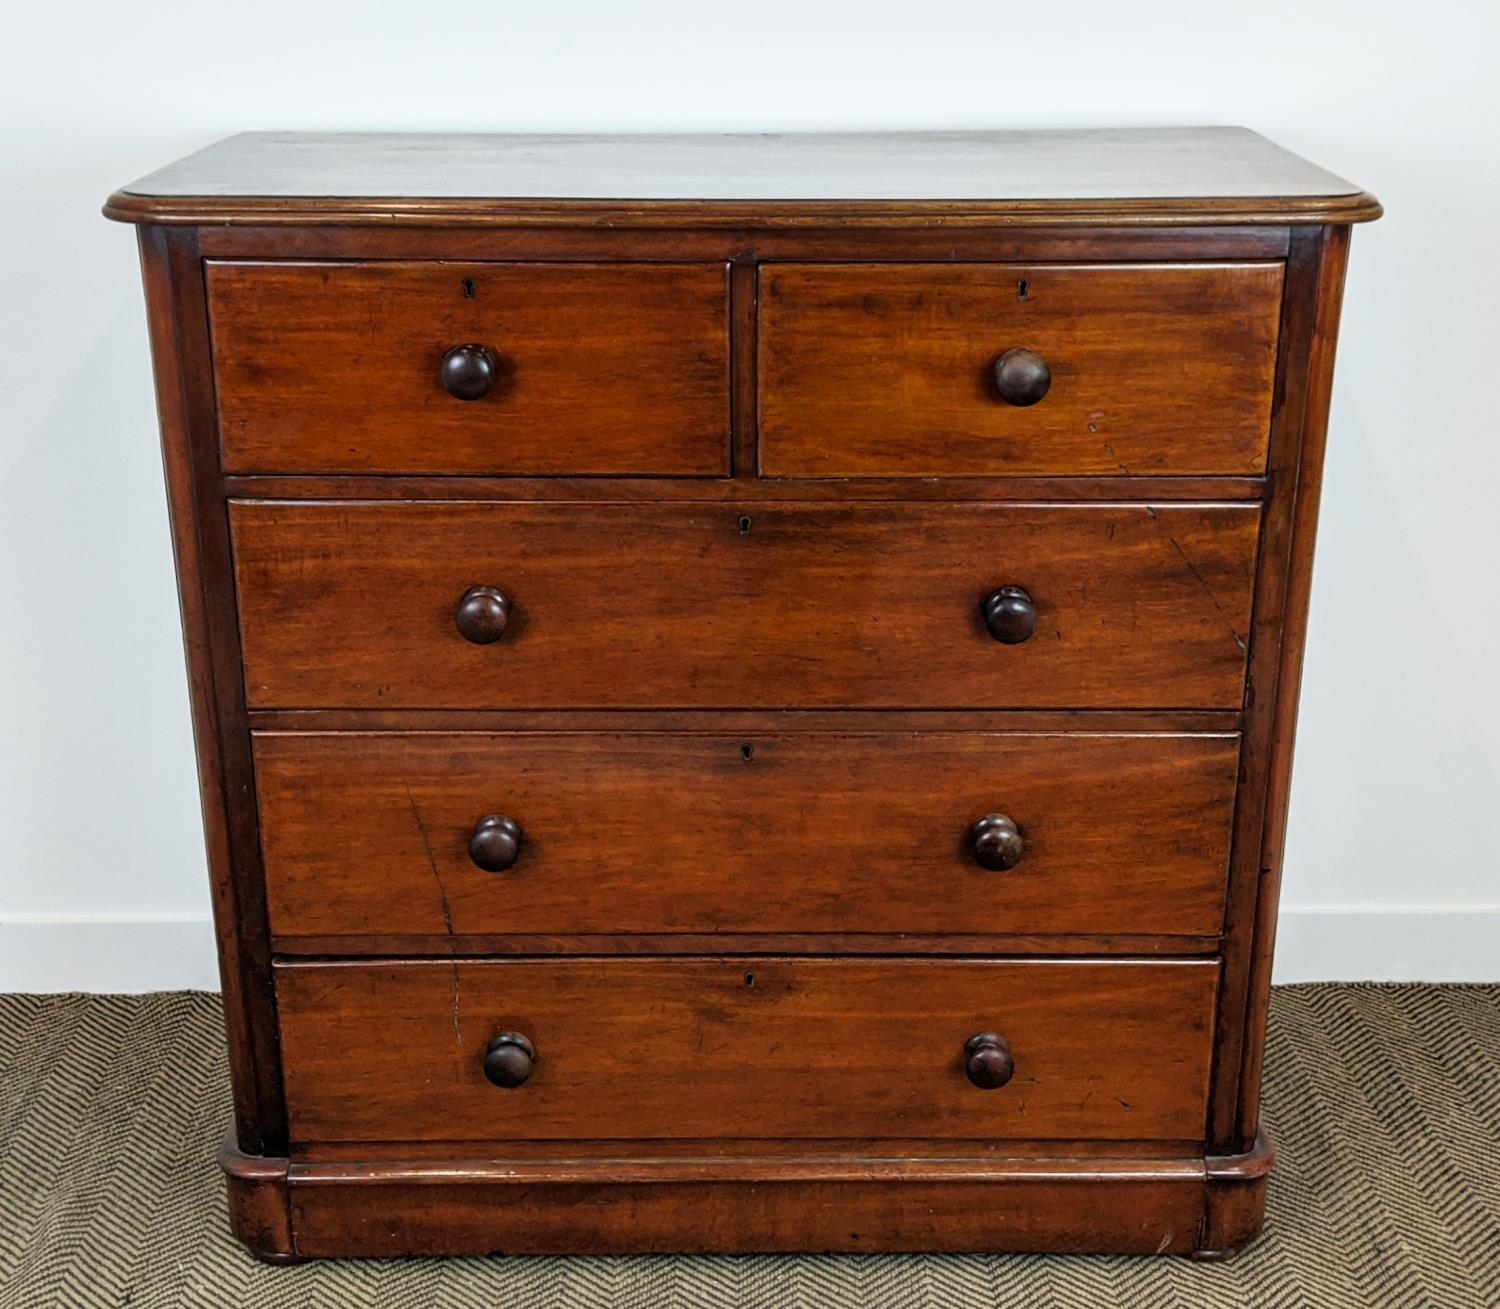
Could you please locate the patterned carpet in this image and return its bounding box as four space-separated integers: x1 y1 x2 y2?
1 985 1497 1308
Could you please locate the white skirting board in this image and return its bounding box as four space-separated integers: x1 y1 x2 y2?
0 915 223 993
1 908 1497 992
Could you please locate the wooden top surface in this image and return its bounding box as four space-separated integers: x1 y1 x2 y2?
106 129 1378 228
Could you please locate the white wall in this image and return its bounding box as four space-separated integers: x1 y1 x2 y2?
2 0 1496 990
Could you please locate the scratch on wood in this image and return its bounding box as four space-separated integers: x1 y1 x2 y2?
1152 514 1249 654
404 781 463 1045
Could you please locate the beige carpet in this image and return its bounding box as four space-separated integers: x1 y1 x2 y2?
1 985 1497 1307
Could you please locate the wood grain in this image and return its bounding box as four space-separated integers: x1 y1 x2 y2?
104 128 1380 229
247 708 1244 734
1207 226 1351 1152
275 957 1219 1145
286 1165 1207 1256
229 500 1260 710
254 730 1240 939
1199 1129 1276 1259
206 261 730 475
270 932 1222 959
112 127 1378 1259
136 228 286 1155
291 1136 1203 1163
1236 226 1354 1144
219 1137 295 1263
193 223 1295 264
221 473 1267 503
760 263 1283 477
230 1132 1274 1257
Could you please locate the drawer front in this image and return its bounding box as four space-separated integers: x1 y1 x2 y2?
759 263 1284 477
276 958 1219 1144
206 261 731 475
231 501 1259 709
256 731 1239 940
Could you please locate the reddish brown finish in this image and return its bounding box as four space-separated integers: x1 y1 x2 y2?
1196 1128 1276 1259
1234 225 1354 1146
224 472 1268 503
248 707 1243 733
285 1159 1208 1256
206 261 731 475
191 223 1296 264
220 1136 296 1263
111 131 1374 1259
224 1135 1271 1257
275 957 1219 1145
294 1137 1204 1162
254 730 1240 939
759 264 1283 477
135 229 285 1156
1205 226 1353 1154
230 500 1259 710
271 933 1222 958
729 259 759 476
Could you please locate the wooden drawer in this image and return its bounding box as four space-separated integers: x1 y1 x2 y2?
206 261 731 475
256 730 1239 941
758 263 1284 477
230 501 1259 710
276 958 1219 1144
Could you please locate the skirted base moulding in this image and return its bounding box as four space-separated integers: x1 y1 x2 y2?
219 1129 1275 1263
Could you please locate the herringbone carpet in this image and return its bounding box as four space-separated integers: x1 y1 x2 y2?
1 986 1497 1308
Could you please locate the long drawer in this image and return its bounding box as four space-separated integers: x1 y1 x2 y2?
758 262 1284 477
276 958 1219 1144
206 261 732 476
255 730 1240 940
230 501 1259 709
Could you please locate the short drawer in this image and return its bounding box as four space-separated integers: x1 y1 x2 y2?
206 261 731 475
276 958 1219 1144
230 501 1259 709
758 263 1284 477
256 730 1240 941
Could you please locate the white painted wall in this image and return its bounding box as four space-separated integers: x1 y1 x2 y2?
2 0 1496 990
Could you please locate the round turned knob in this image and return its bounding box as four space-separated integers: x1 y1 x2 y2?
440 344 499 401
964 1032 1015 1089
982 586 1037 644
992 348 1051 406
970 814 1025 871
469 815 522 872
455 586 510 645
483 1032 535 1088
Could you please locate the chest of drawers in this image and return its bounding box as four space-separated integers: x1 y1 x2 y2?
107 129 1379 1261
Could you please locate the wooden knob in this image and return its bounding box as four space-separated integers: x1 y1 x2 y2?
455 586 510 644
982 586 1037 644
484 1032 535 1088
440 344 499 401
964 1032 1015 1089
993 348 1051 406
971 814 1024 871
469 815 522 872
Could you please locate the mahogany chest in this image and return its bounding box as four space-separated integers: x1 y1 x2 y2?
106 129 1379 1260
